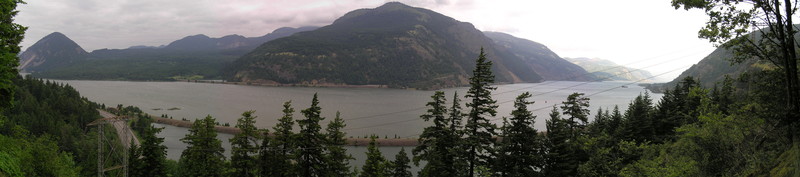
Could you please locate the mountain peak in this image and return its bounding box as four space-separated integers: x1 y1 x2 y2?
18 32 87 72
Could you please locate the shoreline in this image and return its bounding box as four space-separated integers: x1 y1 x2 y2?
149 115 419 146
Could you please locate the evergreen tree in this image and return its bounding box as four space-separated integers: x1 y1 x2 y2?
391 147 412 177
136 125 168 177
464 48 499 176
230 111 261 177
544 106 577 176
560 92 590 132
413 91 453 176
179 115 225 177
361 136 389 177
128 142 143 177
325 111 353 176
445 91 467 175
296 93 327 176
260 101 297 177
0 0 26 110
495 92 542 177
621 93 655 142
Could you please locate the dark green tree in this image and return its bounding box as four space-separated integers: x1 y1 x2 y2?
135 126 168 177
296 93 327 176
179 115 225 177
230 111 261 177
325 111 353 176
360 136 388 177
673 0 800 119
544 106 578 176
0 0 26 110
260 101 297 177
128 142 143 177
620 93 655 142
495 92 543 177
464 48 499 176
560 92 590 132
413 91 454 177
391 147 412 177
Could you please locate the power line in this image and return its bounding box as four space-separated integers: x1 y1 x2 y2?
343 48 707 122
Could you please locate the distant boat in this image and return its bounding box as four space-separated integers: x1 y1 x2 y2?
621 85 628 88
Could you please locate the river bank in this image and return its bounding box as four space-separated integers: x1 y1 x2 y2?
148 114 419 146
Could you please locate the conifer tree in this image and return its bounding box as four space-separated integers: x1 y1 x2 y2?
0 0 25 110
464 48 499 176
445 91 467 175
495 92 542 177
136 126 168 177
544 106 577 176
128 142 143 177
413 91 452 176
296 94 327 176
260 101 297 177
560 92 590 133
179 115 225 177
391 147 412 177
325 111 353 176
361 136 388 177
230 111 260 177
621 93 654 142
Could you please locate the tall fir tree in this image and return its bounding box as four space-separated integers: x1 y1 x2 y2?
560 92 590 133
0 0 25 110
464 48 499 176
179 115 225 177
620 92 654 142
325 111 353 176
391 147 412 177
544 106 577 176
135 125 168 177
296 93 327 176
230 111 261 177
413 91 454 177
260 101 297 177
128 142 143 177
446 91 468 176
360 136 389 177
495 92 542 177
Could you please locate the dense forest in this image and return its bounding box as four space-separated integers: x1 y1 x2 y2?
3 0 800 176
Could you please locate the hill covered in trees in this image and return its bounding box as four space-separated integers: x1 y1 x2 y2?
23 27 316 81
226 2 592 89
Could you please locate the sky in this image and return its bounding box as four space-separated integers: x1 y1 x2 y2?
15 0 717 81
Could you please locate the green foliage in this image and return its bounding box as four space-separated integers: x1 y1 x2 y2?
0 134 80 177
414 91 463 177
179 115 225 177
464 48 499 176
360 136 389 177
494 92 543 177
296 94 327 176
260 101 297 176
0 0 26 111
544 106 583 176
390 147 412 177
325 111 353 176
230 111 260 177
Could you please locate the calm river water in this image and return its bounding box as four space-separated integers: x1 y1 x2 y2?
54 80 662 172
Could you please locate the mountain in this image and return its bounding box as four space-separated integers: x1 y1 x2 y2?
666 47 761 88
564 57 656 82
484 32 593 81
27 27 316 80
227 2 591 89
18 32 88 72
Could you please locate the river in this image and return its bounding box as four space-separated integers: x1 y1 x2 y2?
53 79 661 172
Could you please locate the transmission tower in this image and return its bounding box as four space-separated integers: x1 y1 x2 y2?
88 116 131 177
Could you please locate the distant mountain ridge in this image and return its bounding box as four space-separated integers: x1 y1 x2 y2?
18 32 87 72
227 2 591 89
484 32 593 81
564 57 656 82
22 27 316 80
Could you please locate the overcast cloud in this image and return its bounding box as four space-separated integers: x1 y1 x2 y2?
16 0 717 81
